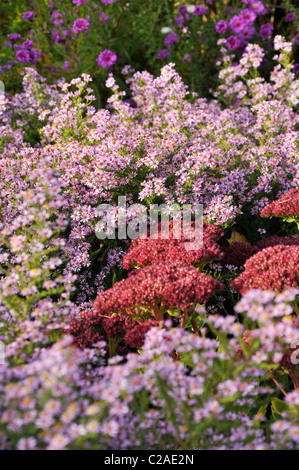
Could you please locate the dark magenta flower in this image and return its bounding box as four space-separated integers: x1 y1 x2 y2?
157 49 170 60
72 18 90 32
23 11 35 21
229 15 247 34
215 20 228 34
249 1 266 15
29 49 41 64
192 5 208 15
285 12 296 23
293 63 299 74
73 0 89 4
240 8 256 23
164 32 180 47
240 25 255 40
15 49 30 62
175 16 185 26
99 12 109 24
7 34 21 41
259 23 274 40
21 39 34 50
97 49 117 67
178 4 187 15
226 36 241 50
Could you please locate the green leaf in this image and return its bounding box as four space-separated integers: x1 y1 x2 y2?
271 397 299 418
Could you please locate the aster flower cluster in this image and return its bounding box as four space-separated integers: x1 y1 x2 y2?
216 36 299 107
0 167 76 319
1 287 299 450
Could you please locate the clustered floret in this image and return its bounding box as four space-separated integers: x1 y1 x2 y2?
232 245 299 293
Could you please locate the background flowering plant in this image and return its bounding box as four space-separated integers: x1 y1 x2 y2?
0 0 298 102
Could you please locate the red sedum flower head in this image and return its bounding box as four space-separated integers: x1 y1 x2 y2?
94 260 224 322
123 221 224 270
232 245 299 294
260 188 299 223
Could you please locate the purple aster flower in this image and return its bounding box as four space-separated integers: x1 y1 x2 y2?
226 36 241 50
215 20 228 34
249 1 266 15
29 49 41 64
157 49 170 60
97 49 117 67
285 12 296 23
52 28 67 44
101 0 117 4
21 39 34 50
73 0 89 4
7 33 21 41
259 23 273 40
241 8 257 23
164 32 180 47
178 5 188 15
182 53 191 63
192 5 208 15
63 61 70 71
294 34 299 45
124 98 137 108
292 63 299 74
229 15 247 34
175 16 185 26
99 12 110 24
23 11 35 21
15 49 30 62
240 25 255 40
72 18 90 32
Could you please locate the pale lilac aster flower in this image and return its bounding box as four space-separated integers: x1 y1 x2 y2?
17 437 37 450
